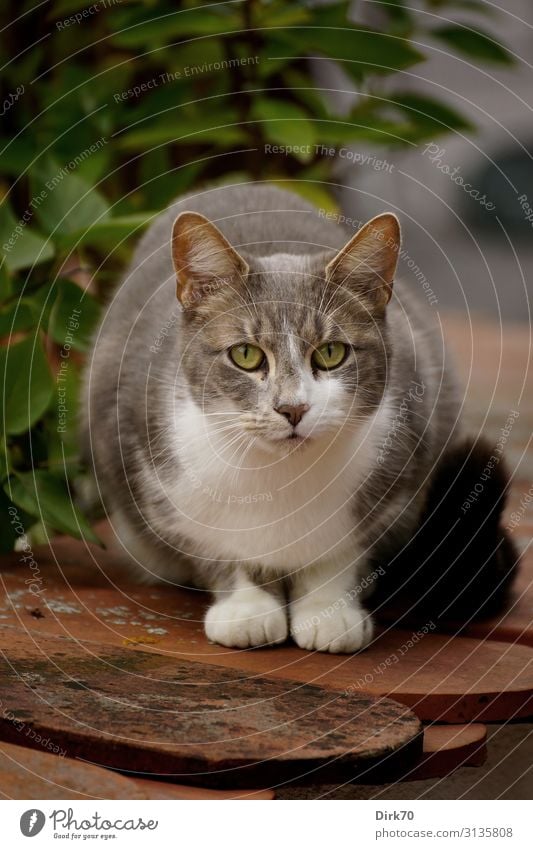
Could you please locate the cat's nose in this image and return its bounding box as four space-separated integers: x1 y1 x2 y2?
275 403 310 427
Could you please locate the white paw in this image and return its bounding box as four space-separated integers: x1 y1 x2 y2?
205 592 288 649
290 602 374 653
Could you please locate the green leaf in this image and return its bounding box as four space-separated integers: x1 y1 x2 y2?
377 0 413 31
252 98 317 161
44 362 82 467
59 212 156 251
283 70 330 119
0 333 54 435
0 136 38 176
315 118 413 146
433 25 513 65
256 3 311 27
29 155 110 237
117 113 246 151
256 55 294 79
6 471 100 544
49 0 107 15
111 8 240 48
275 180 339 214
24 283 59 330
305 2 352 28
0 203 55 272
389 92 473 135
139 153 205 209
164 40 226 77
25 520 55 547
285 26 424 78
48 279 100 353
0 260 12 302
0 488 22 553
0 300 35 337
0 446 8 482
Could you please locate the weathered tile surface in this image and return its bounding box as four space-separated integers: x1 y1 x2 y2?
0 628 422 789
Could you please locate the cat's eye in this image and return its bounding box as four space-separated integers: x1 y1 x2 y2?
229 343 265 371
312 341 347 370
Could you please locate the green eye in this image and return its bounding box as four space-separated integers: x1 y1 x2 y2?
312 341 347 370
229 343 265 371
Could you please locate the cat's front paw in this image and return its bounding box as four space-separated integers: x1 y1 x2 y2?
290 602 373 653
205 592 288 649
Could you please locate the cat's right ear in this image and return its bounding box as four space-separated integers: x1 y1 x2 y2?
325 213 400 311
171 212 249 308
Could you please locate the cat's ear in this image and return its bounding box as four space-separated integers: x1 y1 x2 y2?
325 213 400 309
171 212 249 307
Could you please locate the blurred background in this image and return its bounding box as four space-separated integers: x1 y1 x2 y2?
0 0 530 547
341 0 533 323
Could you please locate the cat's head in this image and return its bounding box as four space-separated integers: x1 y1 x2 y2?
170 209 400 454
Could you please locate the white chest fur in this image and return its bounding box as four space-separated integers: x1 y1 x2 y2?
151 399 385 574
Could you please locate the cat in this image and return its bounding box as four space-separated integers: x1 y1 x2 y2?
81 183 508 653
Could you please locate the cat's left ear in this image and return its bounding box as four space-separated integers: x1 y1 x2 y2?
171 211 249 308
325 213 400 310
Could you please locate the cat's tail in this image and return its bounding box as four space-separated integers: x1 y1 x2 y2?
374 437 519 628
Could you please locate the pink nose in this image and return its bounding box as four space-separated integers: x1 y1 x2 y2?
275 403 309 427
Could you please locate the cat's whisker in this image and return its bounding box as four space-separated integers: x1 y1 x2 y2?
210 433 252 494
227 436 258 490
226 445 249 490
222 432 253 465
181 420 244 438
199 411 243 417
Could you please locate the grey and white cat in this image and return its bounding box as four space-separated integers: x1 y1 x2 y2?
81 184 460 653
